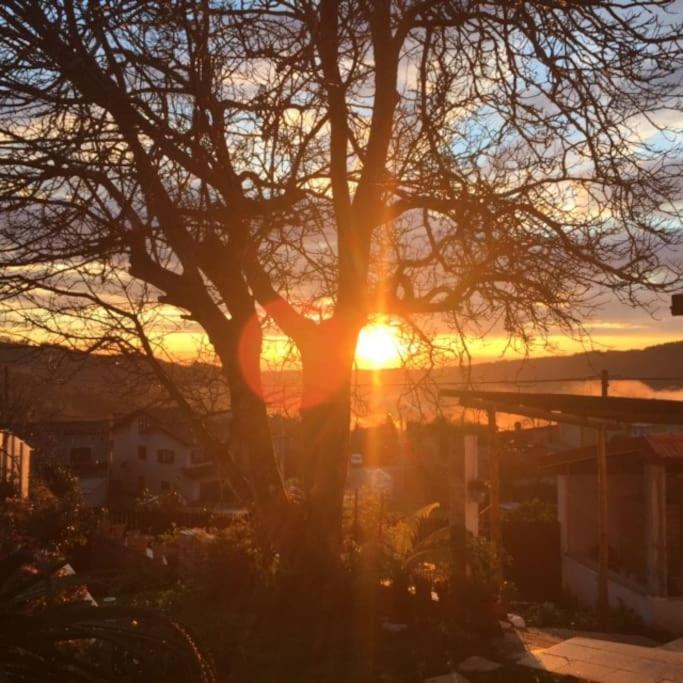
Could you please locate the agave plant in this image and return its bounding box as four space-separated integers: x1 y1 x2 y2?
0 549 216 682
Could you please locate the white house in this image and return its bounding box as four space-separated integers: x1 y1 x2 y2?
27 409 230 507
109 409 226 506
26 419 111 506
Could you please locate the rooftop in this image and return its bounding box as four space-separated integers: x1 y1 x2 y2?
538 433 683 471
442 390 683 427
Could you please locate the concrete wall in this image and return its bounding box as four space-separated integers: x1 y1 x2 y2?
563 555 683 634
560 472 646 584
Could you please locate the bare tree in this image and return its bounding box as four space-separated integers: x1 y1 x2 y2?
0 1 681 562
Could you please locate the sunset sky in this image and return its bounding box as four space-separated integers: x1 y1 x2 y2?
153 291 682 371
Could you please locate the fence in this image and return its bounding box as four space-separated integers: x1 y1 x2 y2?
108 508 244 535
0 430 31 498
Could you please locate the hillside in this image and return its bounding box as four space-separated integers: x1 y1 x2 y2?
444 341 683 390
0 340 682 421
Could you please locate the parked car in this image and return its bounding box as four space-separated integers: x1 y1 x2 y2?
349 453 363 468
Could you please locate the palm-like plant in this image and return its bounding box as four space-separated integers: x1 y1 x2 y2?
0 549 216 682
380 503 446 573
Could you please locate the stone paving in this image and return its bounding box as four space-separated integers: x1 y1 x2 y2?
423 674 471 683
515 636 683 682
659 637 683 653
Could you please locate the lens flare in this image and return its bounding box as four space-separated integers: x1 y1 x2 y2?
355 322 403 370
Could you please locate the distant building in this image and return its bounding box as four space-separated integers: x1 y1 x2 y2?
109 409 225 506
545 434 683 632
26 419 111 506
26 408 232 508
349 417 401 468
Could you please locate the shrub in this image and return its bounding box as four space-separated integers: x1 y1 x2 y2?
504 498 557 523
0 463 98 554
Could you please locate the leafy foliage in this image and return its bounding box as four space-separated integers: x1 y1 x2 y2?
0 548 216 682
0 463 98 555
504 499 557 524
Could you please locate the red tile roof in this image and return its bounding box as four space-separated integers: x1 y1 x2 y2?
642 433 683 460
539 433 683 470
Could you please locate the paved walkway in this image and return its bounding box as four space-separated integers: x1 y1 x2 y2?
659 637 683 652
516 636 683 682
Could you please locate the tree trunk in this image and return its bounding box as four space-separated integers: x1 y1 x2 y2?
210 309 292 549
298 318 359 566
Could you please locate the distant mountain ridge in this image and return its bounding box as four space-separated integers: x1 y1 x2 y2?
0 339 681 421
447 341 683 389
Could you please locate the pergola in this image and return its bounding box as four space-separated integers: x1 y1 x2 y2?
440 388 683 627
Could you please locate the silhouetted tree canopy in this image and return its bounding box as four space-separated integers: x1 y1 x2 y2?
0 0 681 554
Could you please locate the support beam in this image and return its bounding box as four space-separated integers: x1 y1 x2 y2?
447 432 466 577
0 431 6 484
464 434 479 538
455 397 626 431
557 475 569 555
441 389 683 426
449 434 483 577
487 409 502 592
645 463 668 597
597 424 609 630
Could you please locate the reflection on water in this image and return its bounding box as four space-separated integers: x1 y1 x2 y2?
262 370 683 428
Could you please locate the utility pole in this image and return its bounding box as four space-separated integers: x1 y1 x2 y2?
600 369 609 398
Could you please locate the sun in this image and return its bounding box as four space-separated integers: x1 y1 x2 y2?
355 322 403 370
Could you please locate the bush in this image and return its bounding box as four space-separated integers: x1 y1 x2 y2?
504 498 557 523
523 596 646 634
0 463 98 555
524 601 570 628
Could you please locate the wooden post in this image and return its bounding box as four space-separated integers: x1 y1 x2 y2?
0 431 7 484
597 370 609 628
597 424 609 630
447 432 466 576
487 409 502 591
645 463 668 596
464 435 479 538
399 414 408 496
353 488 359 542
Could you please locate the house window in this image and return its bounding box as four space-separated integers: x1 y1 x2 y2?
69 447 92 467
138 445 147 460
190 449 205 464
137 476 145 493
157 449 175 464
160 480 170 492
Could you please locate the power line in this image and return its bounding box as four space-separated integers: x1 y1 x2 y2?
347 376 683 388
